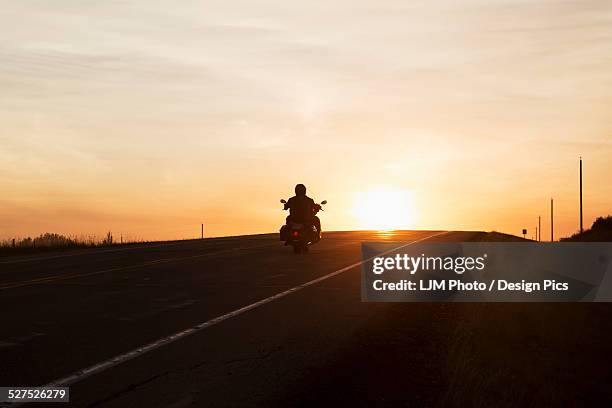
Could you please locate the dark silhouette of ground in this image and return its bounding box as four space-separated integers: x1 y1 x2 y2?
562 216 612 242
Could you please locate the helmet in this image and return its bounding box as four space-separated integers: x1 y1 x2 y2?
295 184 307 196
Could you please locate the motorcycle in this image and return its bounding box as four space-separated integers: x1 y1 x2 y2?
279 199 327 254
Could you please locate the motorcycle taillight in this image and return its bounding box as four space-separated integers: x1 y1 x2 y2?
292 231 299 237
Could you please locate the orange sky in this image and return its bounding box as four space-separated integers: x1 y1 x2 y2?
1 1 611 241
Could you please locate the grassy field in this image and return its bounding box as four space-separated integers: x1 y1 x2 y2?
286 230 612 407
445 226 612 406
0 232 146 257
562 216 612 242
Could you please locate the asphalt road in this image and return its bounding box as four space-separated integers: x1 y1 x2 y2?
0 230 578 407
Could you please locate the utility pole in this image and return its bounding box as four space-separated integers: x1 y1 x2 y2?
538 216 541 242
550 199 554 242
201 223 204 239
580 156 583 233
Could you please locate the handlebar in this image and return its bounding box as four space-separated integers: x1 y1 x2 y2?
279 199 327 209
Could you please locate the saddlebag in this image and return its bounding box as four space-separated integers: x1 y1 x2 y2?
279 225 290 241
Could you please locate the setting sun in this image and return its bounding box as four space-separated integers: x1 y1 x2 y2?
352 188 414 231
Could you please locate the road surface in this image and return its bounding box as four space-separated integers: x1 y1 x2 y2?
1 230 610 407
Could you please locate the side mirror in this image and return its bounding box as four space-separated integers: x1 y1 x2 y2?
280 199 287 204
321 200 327 205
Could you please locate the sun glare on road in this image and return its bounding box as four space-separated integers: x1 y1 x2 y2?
352 188 414 231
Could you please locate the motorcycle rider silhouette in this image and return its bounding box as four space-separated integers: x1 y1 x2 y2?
283 184 321 241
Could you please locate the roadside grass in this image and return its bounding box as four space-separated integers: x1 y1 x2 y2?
442 228 612 407
562 215 612 242
0 232 146 257
442 303 612 407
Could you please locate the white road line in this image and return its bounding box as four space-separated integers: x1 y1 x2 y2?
0 231 418 265
0 235 275 265
0 237 373 290
35 231 448 391
0 243 279 291
0 241 198 265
